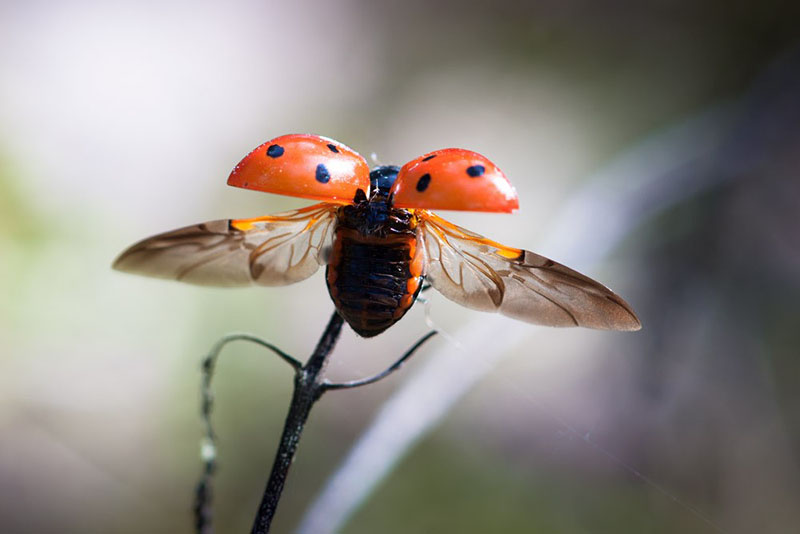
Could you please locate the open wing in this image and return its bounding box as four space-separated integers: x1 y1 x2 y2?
418 211 641 330
113 203 337 287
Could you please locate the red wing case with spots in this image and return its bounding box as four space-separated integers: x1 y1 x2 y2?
391 148 519 212
228 134 370 204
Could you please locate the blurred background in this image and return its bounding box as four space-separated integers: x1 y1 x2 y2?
1 1 799 533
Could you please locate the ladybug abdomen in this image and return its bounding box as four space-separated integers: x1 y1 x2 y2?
326 228 423 337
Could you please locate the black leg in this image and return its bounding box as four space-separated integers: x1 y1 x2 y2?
416 282 433 304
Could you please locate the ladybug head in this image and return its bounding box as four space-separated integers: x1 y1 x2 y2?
369 165 400 198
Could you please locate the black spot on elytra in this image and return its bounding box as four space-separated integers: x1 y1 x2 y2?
327 143 339 153
466 165 485 177
416 173 431 192
267 144 284 158
421 154 437 162
316 163 331 183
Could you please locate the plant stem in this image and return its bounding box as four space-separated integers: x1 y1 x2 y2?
195 311 435 533
250 311 344 534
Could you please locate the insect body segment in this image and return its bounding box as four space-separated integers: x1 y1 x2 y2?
114 134 641 337
326 166 425 337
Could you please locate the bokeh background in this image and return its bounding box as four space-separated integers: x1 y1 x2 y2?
2 1 799 533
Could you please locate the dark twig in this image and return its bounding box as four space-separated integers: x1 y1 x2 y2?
323 331 437 391
193 447 215 534
193 311 436 534
250 311 343 534
194 333 303 534
205 333 303 376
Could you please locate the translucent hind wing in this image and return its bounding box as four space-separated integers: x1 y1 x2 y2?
113 203 337 287
418 211 641 330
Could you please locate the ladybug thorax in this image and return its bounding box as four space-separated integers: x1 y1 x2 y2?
336 197 416 238
336 164 417 237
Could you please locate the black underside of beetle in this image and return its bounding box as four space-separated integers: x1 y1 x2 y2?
326 165 422 337
328 235 418 337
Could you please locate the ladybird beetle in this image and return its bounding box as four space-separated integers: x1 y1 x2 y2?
114 134 641 337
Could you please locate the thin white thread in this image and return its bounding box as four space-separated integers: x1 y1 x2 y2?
507 382 728 534
422 298 463 350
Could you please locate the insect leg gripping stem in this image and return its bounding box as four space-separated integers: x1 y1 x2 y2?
415 282 433 305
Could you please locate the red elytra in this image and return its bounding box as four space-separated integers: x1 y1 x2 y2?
229 135 518 212
227 134 370 204
391 148 519 213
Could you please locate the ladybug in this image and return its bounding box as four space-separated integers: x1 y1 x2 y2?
114 134 641 337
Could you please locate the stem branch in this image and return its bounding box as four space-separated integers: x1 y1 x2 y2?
195 312 435 534
250 312 344 534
